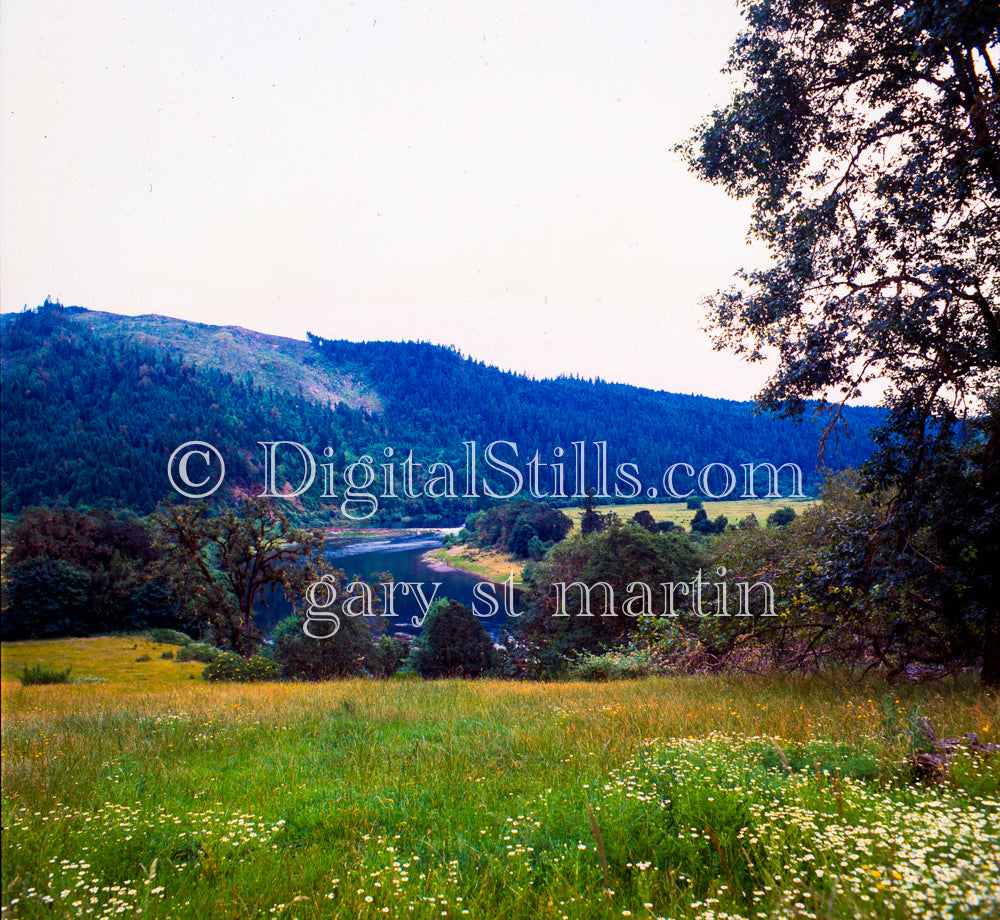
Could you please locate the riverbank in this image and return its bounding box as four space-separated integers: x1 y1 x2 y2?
422 543 524 584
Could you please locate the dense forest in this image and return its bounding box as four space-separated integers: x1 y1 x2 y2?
307 335 881 495
0 303 881 522
0 303 377 515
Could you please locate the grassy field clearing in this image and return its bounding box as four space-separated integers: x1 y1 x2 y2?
562 497 818 530
424 545 522 582
2 637 998 919
426 498 818 582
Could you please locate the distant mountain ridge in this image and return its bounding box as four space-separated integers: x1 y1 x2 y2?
54 308 381 412
1 302 882 519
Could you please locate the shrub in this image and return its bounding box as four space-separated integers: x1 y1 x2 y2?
147 628 192 646
631 510 658 533
160 650 174 659
202 652 281 682
469 500 572 555
415 599 494 678
272 611 373 681
175 642 219 663
565 645 674 681
4 557 91 640
365 635 411 678
19 663 72 685
2 509 185 639
766 505 797 527
135 654 151 662
691 509 728 535
516 519 704 676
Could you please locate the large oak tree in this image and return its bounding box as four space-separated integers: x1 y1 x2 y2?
681 0 999 682
155 498 333 657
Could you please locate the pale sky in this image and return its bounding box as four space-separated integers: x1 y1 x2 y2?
1 0 781 399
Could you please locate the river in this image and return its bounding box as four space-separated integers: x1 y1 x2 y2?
253 532 514 640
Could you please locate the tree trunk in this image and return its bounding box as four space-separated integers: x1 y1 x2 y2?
982 420 1000 686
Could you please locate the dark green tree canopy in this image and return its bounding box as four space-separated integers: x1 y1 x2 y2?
682 0 1000 684
415 599 494 679
517 520 705 675
681 0 999 432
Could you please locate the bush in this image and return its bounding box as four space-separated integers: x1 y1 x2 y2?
2 509 185 639
766 505 797 527
565 645 674 681
175 642 220 663
19 663 72 685
415 599 494 678
469 500 573 556
365 635 411 678
516 519 705 675
3 557 91 640
160 650 174 659
202 652 281 683
272 610 374 680
691 508 726 534
631 510 658 533
147 628 192 646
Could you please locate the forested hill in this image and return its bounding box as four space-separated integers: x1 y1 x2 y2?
1 303 881 520
306 335 881 493
0 304 380 515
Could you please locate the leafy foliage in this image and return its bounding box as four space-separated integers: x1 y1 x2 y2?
705 472 991 677
271 607 376 680
564 644 676 681
517 519 705 676
681 0 999 420
365 635 411 678
3 557 91 640
155 498 335 657
766 506 796 528
147 628 194 646
1 507 188 640
174 642 220 664
465 499 572 557
414 599 494 678
682 0 1000 683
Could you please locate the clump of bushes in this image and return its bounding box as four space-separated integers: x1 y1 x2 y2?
175 642 220 664
565 645 674 681
19 663 72 685
365 635 411 679
147 628 193 646
464 500 573 558
414 599 494 678
271 611 373 681
202 652 281 682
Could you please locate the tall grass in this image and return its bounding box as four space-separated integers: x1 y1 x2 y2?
2 638 998 919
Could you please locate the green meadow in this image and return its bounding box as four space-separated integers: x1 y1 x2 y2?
426 498 820 583
563 497 819 531
2 637 999 919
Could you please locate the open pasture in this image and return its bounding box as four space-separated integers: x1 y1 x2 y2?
2 637 998 919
